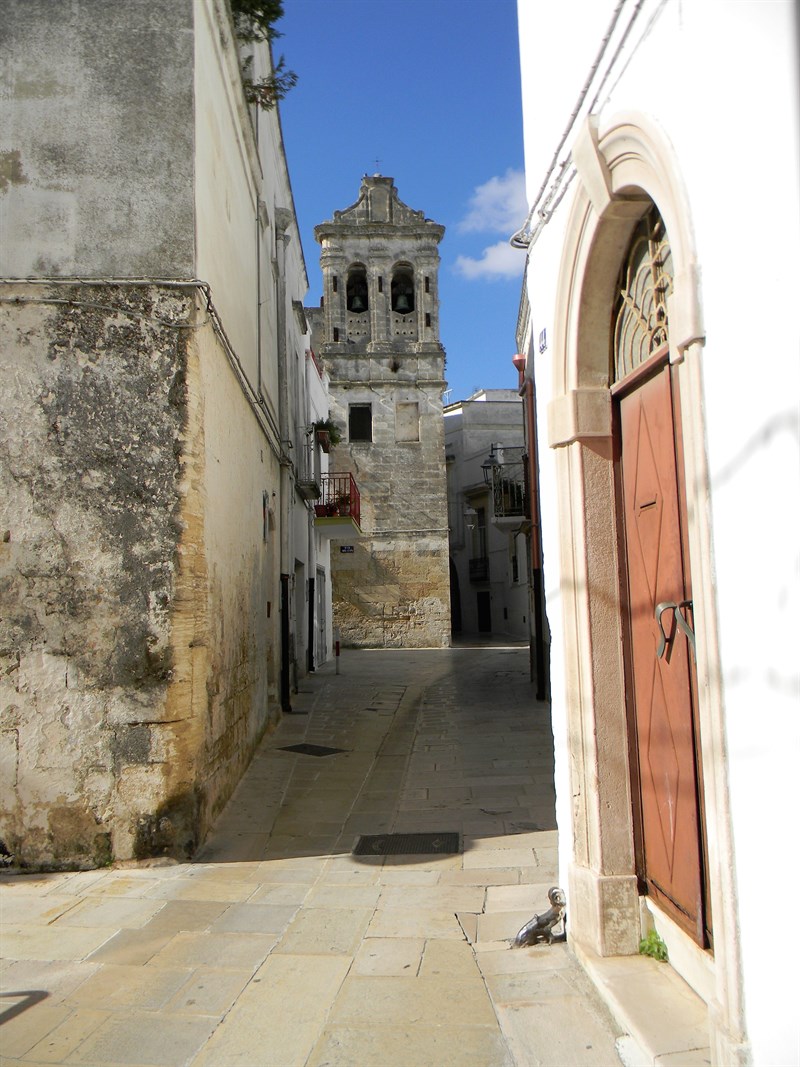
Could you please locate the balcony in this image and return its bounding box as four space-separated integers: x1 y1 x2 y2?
486 447 529 530
469 556 490 582
296 478 320 502
313 472 362 540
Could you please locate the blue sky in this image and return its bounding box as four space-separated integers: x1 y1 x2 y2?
277 0 528 403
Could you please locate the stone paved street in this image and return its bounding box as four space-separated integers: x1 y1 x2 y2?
0 644 624 1066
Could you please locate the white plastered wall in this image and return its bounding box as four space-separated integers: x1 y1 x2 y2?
517 1 799 1063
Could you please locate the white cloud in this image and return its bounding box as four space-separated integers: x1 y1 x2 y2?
457 168 528 235
454 241 526 281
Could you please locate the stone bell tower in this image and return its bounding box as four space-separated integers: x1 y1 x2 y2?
308 175 451 647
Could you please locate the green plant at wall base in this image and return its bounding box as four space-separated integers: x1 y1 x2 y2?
229 0 297 110
639 929 668 962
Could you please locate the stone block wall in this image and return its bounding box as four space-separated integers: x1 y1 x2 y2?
327 382 450 648
0 284 280 867
331 536 450 648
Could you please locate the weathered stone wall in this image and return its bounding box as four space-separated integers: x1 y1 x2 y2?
0 0 195 278
0 285 193 866
188 312 282 829
327 382 450 648
0 284 281 867
331 536 450 648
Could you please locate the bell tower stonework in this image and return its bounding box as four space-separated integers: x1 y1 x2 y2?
308 175 451 647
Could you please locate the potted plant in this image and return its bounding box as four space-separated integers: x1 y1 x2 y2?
312 417 342 454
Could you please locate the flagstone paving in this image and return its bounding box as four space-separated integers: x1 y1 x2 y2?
1 644 625 1066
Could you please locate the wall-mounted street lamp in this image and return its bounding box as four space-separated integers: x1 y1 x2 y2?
481 444 503 486
464 506 478 531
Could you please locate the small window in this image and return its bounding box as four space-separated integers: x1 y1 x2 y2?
378 276 383 293
425 313 431 328
333 327 340 342
395 402 419 442
332 276 338 293
424 276 430 293
349 403 372 442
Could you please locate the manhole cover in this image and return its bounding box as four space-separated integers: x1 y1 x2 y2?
353 832 461 856
278 743 346 757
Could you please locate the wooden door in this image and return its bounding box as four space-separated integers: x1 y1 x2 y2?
315 568 327 667
618 360 708 944
477 591 492 633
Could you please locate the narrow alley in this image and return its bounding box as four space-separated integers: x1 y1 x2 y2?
0 644 624 1066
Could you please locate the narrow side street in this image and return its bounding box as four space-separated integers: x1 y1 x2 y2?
1 646 623 1066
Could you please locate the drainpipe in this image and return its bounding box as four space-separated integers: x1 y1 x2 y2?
514 353 548 701
276 208 294 713
256 201 268 394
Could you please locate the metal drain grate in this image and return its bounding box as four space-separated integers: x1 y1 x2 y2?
353 832 461 857
278 743 346 757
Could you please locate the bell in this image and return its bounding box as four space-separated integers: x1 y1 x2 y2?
394 293 411 313
350 294 365 312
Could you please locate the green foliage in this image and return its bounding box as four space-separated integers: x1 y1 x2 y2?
313 417 342 446
229 0 297 110
239 55 298 110
638 929 668 962
229 0 285 42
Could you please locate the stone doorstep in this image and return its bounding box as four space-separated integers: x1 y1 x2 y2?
571 940 712 1067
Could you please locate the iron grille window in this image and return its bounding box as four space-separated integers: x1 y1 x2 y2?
348 403 372 442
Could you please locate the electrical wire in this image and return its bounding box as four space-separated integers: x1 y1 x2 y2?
510 0 656 251
510 0 627 249
0 277 285 463
0 294 210 330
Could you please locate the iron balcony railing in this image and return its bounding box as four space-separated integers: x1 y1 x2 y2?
315 472 361 527
488 446 529 520
469 556 490 582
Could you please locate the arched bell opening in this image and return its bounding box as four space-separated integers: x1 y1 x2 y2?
391 267 415 314
346 264 370 341
346 265 369 313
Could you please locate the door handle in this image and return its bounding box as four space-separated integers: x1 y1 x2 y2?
655 600 696 660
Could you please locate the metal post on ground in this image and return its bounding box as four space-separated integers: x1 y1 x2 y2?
334 627 341 674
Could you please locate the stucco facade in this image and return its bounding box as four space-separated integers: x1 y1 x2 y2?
515 1 799 1063
444 391 530 641
0 0 329 867
308 177 451 648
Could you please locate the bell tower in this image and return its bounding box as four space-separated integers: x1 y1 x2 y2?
308 175 451 647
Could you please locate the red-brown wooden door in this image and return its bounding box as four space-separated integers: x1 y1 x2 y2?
618 360 708 945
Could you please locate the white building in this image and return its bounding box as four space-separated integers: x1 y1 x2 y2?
515 1 799 1063
0 0 332 866
444 390 530 642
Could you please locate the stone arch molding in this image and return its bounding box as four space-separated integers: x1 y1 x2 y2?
548 111 705 446
547 110 744 1061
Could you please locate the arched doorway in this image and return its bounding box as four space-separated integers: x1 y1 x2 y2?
547 114 742 1059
